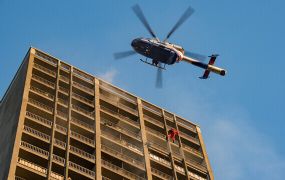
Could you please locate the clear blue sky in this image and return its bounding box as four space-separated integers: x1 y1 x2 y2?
1 0 284 179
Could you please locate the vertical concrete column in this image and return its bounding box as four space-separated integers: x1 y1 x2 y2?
162 110 178 180
196 126 214 180
173 115 190 180
94 78 102 180
7 48 35 179
64 66 73 178
137 99 152 180
46 58 61 179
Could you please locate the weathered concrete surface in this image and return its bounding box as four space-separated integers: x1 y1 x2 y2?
0 57 28 180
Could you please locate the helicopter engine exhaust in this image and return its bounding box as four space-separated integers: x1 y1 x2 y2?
182 56 226 77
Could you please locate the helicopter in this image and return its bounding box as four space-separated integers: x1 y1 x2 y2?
114 4 226 87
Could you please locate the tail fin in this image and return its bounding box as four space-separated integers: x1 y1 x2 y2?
199 54 218 79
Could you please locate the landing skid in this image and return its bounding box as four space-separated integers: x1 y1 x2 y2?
140 59 166 70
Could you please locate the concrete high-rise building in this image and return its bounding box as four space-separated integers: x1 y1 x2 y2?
0 47 214 180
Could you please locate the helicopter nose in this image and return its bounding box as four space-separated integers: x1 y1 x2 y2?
131 39 138 47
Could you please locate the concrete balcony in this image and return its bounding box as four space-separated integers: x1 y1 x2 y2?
182 144 203 158
188 171 207 180
101 159 145 180
151 167 172 180
70 131 95 147
35 51 57 67
101 130 143 155
69 145 95 162
100 94 138 116
101 118 141 141
72 104 94 119
100 105 140 129
55 124 67 135
28 98 53 114
179 131 200 145
33 63 56 77
23 125 50 143
147 141 168 153
54 139 66 150
72 92 94 107
56 110 68 121
58 86 69 95
146 127 166 140
59 75 70 84
15 176 26 180
50 171 64 180
52 154 65 166
30 86 54 101
72 81 94 95
69 161 95 179
73 68 94 84
70 117 94 132
20 141 49 159
144 114 164 128
26 111 53 128
177 120 197 133
32 74 55 89
17 158 47 177
101 144 145 170
57 98 69 107
149 153 171 168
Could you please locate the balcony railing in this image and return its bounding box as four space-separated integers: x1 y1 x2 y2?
30 86 54 100
101 144 145 169
182 144 203 157
101 118 141 141
151 167 172 180
179 131 200 144
55 124 67 134
60 63 70 72
54 138 66 149
71 117 94 131
50 171 64 180
69 145 95 161
28 98 53 113
144 114 164 127
70 131 95 145
146 127 166 139
73 81 94 94
23 125 50 142
149 153 171 167
52 154 65 165
143 105 162 116
20 141 49 157
101 159 145 180
100 86 137 105
73 69 94 83
34 63 56 77
56 110 68 120
100 105 139 127
72 104 94 118
26 111 53 127
15 176 26 180
58 86 69 94
72 92 94 105
59 75 70 83
101 130 143 154
35 51 57 66
188 171 207 180
102 176 111 180
100 94 137 115
177 120 196 133
17 157 47 175
58 98 69 106
69 161 95 178
148 141 168 152
32 74 55 88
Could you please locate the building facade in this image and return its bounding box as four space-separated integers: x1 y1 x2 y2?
0 48 213 180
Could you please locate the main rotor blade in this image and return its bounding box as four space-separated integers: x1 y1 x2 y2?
113 50 136 60
156 65 163 88
132 4 157 39
164 6 195 41
185 51 207 62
